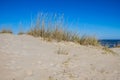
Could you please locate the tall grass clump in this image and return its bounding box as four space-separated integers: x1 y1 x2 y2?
0 28 13 34
80 35 99 46
27 13 48 37
27 13 79 42
27 13 100 46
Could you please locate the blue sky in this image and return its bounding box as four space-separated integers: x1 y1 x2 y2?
0 0 120 39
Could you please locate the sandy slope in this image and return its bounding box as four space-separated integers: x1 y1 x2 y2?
0 34 120 80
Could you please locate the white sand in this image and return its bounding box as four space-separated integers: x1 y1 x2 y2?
0 34 120 80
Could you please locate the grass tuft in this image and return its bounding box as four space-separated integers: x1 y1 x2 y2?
0 28 13 34
80 35 99 46
57 47 69 55
102 46 116 54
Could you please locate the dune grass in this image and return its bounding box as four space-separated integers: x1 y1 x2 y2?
27 26 99 46
27 25 82 43
0 13 116 55
26 13 100 46
102 46 116 54
0 28 13 34
80 35 99 46
0 13 115 54
0 13 100 46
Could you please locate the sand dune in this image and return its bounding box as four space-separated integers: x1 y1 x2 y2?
0 34 120 80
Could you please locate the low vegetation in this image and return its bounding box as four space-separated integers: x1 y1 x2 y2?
26 13 100 46
28 13 114 54
102 46 116 54
80 35 99 46
57 47 69 55
0 28 13 34
0 13 100 46
18 31 25 35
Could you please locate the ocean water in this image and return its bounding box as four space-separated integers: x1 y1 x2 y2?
99 40 120 48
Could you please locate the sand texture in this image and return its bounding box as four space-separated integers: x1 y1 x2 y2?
0 34 120 80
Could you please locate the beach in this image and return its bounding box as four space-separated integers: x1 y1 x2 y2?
0 34 120 80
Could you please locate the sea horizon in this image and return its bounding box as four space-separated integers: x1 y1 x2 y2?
99 39 120 48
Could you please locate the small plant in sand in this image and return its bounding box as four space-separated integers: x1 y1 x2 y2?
48 76 56 80
57 47 69 55
0 28 13 34
62 58 71 68
102 46 116 54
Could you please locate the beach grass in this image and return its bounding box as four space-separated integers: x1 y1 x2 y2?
26 13 99 46
0 13 100 46
0 28 13 34
102 46 116 54
80 35 99 46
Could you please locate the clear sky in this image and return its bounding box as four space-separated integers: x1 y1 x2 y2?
0 0 120 39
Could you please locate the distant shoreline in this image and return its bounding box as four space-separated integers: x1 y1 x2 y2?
99 39 120 48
